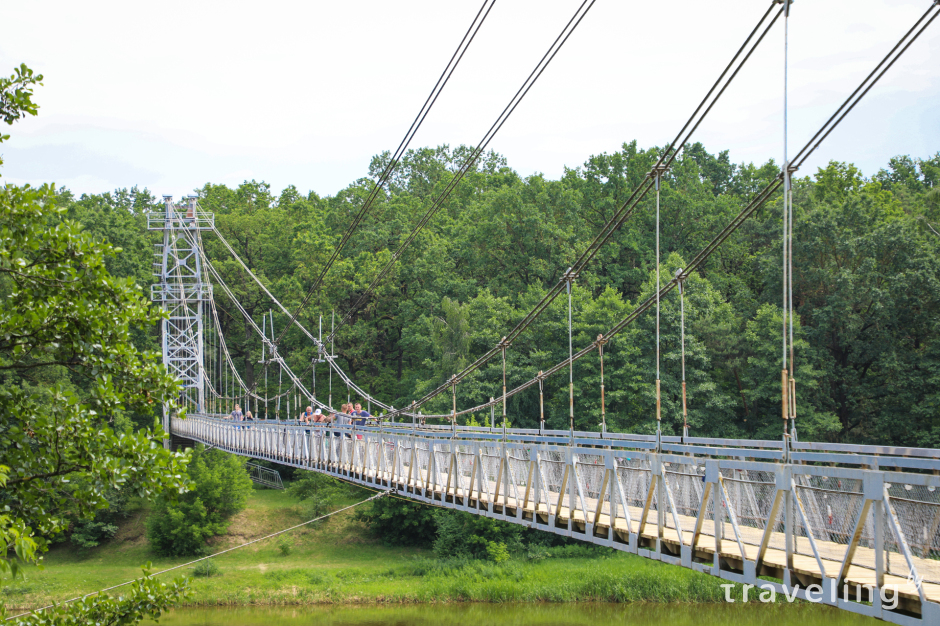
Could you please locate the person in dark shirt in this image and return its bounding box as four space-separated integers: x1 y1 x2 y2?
353 403 369 426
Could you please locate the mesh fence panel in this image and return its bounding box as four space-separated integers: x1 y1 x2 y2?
577 457 605 522
542 459 566 515
616 458 653 525
342 438 354 467
884 503 909 581
664 465 704 519
482 447 502 502
792 475 863 565
455 446 475 493
506 450 530 504
399 440 413 482
720 471 777 548
887 482 940 584
415 442 431 486
695 482 718 547
353 439 366 469
367 439 379 473
431 443 451 492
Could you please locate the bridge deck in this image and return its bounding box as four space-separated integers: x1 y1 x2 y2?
368 466 939 604
171 416 940 624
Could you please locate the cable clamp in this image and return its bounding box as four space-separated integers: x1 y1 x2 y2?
674 267 687 291
649 163 670 177
776 164 800 180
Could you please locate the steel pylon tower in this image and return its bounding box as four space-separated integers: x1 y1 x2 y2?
149 195 214 438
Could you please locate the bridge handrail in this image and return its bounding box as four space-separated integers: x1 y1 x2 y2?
791 440 940 459
183 414 940 463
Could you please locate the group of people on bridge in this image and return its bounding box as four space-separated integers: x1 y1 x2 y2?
218 402 375 429
297 402 373 426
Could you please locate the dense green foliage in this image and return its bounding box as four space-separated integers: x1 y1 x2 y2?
285 472 348 520
1 64 191 623
353 495 438 547
432 510 525 561
67 488 132 550
353 485 588 561
58 143 940 446
147 445 253 557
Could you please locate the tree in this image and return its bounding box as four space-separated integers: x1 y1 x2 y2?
354 496 437 547
146 445 252 557
1 63 191 624
285 472 345 520
432 510 524 560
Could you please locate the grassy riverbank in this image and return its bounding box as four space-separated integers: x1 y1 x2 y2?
4 487 739 609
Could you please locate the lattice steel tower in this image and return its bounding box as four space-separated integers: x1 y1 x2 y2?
149 195 213 435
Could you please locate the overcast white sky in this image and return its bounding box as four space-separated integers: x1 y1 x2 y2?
1 0 938 199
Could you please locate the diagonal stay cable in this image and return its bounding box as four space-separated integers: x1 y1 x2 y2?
327 0 597 343
404 2 939 420
197 235 344 413
408 0 785 411
207 226 397 412
791 0 940 169
276 0 497 346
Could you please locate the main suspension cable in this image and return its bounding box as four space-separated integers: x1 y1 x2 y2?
326 0 597 344
396 4 936 420
277 1 497 346
406 0 785 413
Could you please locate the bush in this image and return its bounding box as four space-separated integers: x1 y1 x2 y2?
485 541 510 563
277 539 292 556
285 472 345 521
432 510 523 559
67 486 132 550
146 445 253 556
70 520 119 550
354 495 437 547
190 559 221 577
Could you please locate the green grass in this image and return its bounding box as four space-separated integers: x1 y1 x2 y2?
3 486 743 609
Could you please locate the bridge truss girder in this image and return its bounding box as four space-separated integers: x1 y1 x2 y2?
173 415 940 625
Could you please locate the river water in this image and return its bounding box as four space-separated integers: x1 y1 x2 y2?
157 603 878 625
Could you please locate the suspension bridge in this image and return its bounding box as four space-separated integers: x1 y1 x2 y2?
151 1 940 623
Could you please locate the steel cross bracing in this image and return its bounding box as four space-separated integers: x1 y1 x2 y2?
150 195 215 432
174 414 940 624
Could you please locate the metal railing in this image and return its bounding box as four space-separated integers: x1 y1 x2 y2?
245 461 284 489
171 414 940 624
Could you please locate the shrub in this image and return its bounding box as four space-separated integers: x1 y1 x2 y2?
190 559 221 577
67 486 132 550
146 445 253 556
354 495 437 547
277 539 292 556
432 510 523 559
70 520 119 550
485 541 510 563
286 472 344 521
